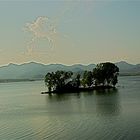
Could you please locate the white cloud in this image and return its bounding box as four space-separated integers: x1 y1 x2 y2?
24 16 57 55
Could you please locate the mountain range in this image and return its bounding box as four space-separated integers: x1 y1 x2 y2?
0 61 139 80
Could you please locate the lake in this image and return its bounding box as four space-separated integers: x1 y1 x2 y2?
0 76 140 140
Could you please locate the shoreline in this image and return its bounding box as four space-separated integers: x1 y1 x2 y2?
0 79 42 83
41 86 116 94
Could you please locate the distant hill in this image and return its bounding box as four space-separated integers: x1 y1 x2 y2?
115 61 140 75
0 62 96 80
115 61 135 71
0 61 139 80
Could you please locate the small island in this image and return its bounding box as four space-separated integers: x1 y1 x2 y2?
42 62 119 94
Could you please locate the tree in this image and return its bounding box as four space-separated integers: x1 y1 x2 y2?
111 75 118 87
55 71 73 90
45 62 119 93
93 62 119 86
72 73 81 88
45 72 54 92
75 74 81 88
45 71 73 92
81 71 94 87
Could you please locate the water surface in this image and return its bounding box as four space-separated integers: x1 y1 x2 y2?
0 76 140 140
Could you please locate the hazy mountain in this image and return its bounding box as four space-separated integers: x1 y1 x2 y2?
0 62 96 79
115 61 135 70
0 61 139 80
115 61 140 75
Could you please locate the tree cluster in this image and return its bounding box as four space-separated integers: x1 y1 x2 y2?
45 62 119 92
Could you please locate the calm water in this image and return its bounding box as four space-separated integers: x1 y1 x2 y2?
0 76 140 140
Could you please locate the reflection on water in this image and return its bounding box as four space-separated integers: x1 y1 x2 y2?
45 88 121 116
94 89 121 116
0 76 140 140
47 93 80 102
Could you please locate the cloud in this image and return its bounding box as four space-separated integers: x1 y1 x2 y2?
23 1 83 57
24 16 57 55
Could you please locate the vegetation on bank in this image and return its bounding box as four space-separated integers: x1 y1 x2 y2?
44 62 119 93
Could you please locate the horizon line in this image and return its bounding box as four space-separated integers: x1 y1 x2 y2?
0 60 139 67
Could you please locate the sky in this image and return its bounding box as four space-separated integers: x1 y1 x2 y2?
0 0 140 65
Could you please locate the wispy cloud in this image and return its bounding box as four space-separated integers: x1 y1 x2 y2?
24 16 57 55
23 1 84 56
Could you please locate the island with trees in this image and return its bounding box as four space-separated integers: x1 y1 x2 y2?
42 62 119 94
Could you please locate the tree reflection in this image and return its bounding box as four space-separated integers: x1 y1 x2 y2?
45 89 121 116
94 89 121 116
46 93 80 102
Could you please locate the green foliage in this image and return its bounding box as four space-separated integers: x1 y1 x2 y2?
72 73 81 88
45 62 119 92
45 71 73 91
45 72 55 92
93 62 119 86
81 71 93 87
